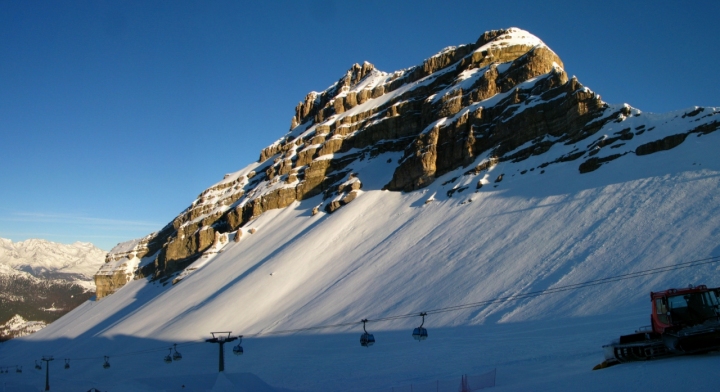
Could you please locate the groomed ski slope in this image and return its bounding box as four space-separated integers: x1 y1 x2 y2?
3 111 720 390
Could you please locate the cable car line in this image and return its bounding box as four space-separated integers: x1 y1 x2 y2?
422 255 720 316
239 254 720 336
2 254 720 370
45 338 206 363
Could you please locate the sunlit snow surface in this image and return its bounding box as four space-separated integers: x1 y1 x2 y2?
3 111 720 390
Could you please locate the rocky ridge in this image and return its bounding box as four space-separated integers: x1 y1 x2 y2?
94 27 720 299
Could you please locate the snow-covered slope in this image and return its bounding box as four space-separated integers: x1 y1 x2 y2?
2 28 720 391
0 238 106 289
91 27 579 298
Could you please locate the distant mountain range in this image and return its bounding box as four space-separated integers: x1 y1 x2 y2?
4 28 720 390
0 238 105 340
0 238 106 288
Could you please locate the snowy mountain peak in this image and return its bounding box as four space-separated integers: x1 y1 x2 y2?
0 237 106 288
92 27 720 301
3 26 720 391
0 314 46 340
474 27 547 50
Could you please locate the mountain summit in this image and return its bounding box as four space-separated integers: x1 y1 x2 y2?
95 27 718 299
8 27 719 390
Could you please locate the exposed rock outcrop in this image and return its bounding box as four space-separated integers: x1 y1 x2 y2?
95 27 719 297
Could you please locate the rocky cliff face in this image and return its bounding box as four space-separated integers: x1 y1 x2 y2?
94 27 720 299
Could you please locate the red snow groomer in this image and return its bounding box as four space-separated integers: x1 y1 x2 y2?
595 284 720 369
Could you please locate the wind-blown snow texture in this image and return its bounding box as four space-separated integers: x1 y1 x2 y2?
2 29 720 391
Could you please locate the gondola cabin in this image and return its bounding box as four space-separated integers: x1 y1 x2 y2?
412 327 428 341
360 332 375 347
233 344 244 355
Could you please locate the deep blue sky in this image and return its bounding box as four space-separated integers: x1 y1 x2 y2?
1 0 719 251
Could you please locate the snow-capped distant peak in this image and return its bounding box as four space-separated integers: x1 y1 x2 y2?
0 315 46 339
0 237 106 287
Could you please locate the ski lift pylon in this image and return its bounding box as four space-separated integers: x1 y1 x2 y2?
412 312 429 341
360 319 375 347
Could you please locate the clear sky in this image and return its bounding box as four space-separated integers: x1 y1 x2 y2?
1 0 718 251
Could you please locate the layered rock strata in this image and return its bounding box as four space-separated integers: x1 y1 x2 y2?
94 27 720 299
